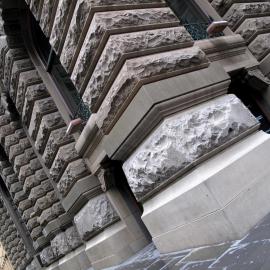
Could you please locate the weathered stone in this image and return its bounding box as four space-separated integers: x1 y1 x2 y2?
10 182 22 195
30 226 43 241
65 226 82 250
74 193 119 240
40 246 56 266
95 46 208 134
30 0 41 19
71 7 178 90
22 207 34 222
9 141 31 163
29 180 54 203
37 202 64 226
18 199 32 212
50 0 73 50
50 142 79 182
6 174 17 187
15 70 41 114
42 127 74 168
22 83 49 126
40 0 57 37
26 217 39 231
236 16 270 43
123 94 259 200
10 59 34 102
0 122 20 144
224 2 270 30
34 191 57 214
35 112 65 154
60 0 167 71
249 33 270 60
51 232 71 257
2 167 14 178
57 158 88 196
23 170 47 193
28 97 57 140
13 190 27 204
84 26 193 112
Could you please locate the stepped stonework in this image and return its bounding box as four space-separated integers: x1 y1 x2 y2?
0 0 270 270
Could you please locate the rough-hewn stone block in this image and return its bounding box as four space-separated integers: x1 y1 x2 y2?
123 94 258 200
74 193 119 240
249 33 270 61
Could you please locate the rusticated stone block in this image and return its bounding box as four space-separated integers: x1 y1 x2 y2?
29 180 54 203
42 127 74 168
30 226 43 241
224 2 270 30
0 114 11 127
27 217 39 231
13 149 36 174
123 94 258 200
74 193 119 240
28 97 57 140
13 190 28 204
57 158 88 196
10 182 23 195
22 207 34 222
40 0 58 37
51 232 71 257
9 139 31 162
50 0 73 51
6 174 17 187
85 26 193 112
50 142 79 182
95 46 208 134
210 0 235 16
249 33 270 60
65 226 82 250
60 0 167 71
23 169 47 193
236 16 270 43
35 112 65 154
0 122 20 144
34 190 57 214
2 166 14 178
18 199 32 212
71 7 178 90
40 246 57 266
30 0 41 19
37 202 64 226
22 83 49 126
10 59 34 102
15 70 41 114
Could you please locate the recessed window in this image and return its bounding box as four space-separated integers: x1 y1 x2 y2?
29 13 91 122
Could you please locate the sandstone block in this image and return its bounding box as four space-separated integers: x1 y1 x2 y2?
123 94 258 200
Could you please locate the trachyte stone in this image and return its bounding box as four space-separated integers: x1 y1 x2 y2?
123 94 258 200
74 193 119 240
96 46 208 134
35 111 65 154
84 26 193 112
65 226 82 249
50 142 79 183
57 158 88 196
249 33 270 60
40 246 56 266
51 232 71 257
60 0 165 71
42 127 74 168
71 7 178 90
224 2 270 30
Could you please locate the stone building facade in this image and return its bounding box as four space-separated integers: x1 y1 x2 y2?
0 0 270 269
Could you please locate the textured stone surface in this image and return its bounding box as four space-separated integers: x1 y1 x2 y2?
123 94 258 200
50 0 73 50
22 83 49 126
60 0 165 71
35 111 65 154
249 33 270 60
224 2 270 30
74 193 119 240
51 232 71 257
71 7 178 90
29 180 53 203
50 142 79 182
65 226 82 249
40 246 56 266
84 26 193 112
37 202 64 226
40 0 57 37
95 46 208 133
30 0 41 19
28 97 57 140
57 158 88 196
42 127 74 168
236 16 270 43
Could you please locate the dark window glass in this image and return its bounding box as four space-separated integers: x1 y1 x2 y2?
30 13 91 122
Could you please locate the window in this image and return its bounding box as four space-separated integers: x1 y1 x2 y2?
166 0 223 40
29 12 91 122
